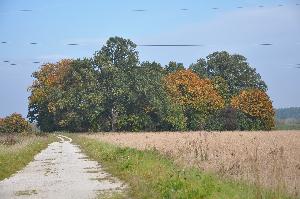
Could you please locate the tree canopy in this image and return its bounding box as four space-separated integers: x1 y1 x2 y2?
189 51 267 96
28 37 274 132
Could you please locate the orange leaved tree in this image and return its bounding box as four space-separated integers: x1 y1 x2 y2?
164 69 224 130
231 89 275 130
28 59 73 131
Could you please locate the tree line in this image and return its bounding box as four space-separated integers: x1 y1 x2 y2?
27 36 275 132
276 107 300 120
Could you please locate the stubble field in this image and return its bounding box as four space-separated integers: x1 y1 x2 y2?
82 131 300 197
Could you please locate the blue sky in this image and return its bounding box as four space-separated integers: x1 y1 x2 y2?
0 0 300 117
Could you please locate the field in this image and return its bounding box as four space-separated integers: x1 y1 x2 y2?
81 131 300 197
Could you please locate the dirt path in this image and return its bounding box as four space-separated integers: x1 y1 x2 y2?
0 135 126 199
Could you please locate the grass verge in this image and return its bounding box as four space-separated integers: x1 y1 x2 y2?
72 135 291 199
0 134 55 180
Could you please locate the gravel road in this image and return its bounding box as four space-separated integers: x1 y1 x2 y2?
0 135 126 199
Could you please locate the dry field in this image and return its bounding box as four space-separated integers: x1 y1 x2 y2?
82 131 300 197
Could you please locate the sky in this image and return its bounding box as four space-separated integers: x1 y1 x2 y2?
0 0 299 117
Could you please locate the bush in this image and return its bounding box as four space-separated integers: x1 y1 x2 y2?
0 113 32 134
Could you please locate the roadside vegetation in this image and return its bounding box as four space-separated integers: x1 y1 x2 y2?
0 134 55 180
73 135 292 199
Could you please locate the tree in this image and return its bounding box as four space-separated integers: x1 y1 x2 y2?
127 61 186 131
48 59 104 132
165 61 185 73
28 59 103 132
231 89 275 130
164 69 224 109
28 59 73 131
93 37 140 131
164 69 224 130
27 37 273 132
189 51 267 96
211 76 230 103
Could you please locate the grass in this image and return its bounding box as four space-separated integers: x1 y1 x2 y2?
72 135 291 199
0 134 55 180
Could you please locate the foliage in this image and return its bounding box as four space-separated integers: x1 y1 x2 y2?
93 37 139 131
0 113 31 134
28 59 73 131
119 61 186 131
28 37 274 132
164 69 225 130
211 76 230 103
164 69 224 109
28 59 104 132
49 59 104 132
165 61 184 73
231 89 275 130
205 107 239 131
189 51 267 96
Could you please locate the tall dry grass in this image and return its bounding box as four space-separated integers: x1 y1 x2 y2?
0 134 49 154
82 131 300 197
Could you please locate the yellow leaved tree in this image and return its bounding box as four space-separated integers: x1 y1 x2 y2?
231 89 275 130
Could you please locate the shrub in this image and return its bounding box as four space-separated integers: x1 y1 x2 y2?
0 113 32 134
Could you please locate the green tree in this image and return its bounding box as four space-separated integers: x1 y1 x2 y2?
189 51 267 96
165 61 185 73
93 37 139 131
129 61 186 131
49 59 104 132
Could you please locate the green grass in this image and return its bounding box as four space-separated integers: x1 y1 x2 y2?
0 134 55 180
72 135 291 199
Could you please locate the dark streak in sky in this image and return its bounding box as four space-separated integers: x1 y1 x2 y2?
260 43 273 46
